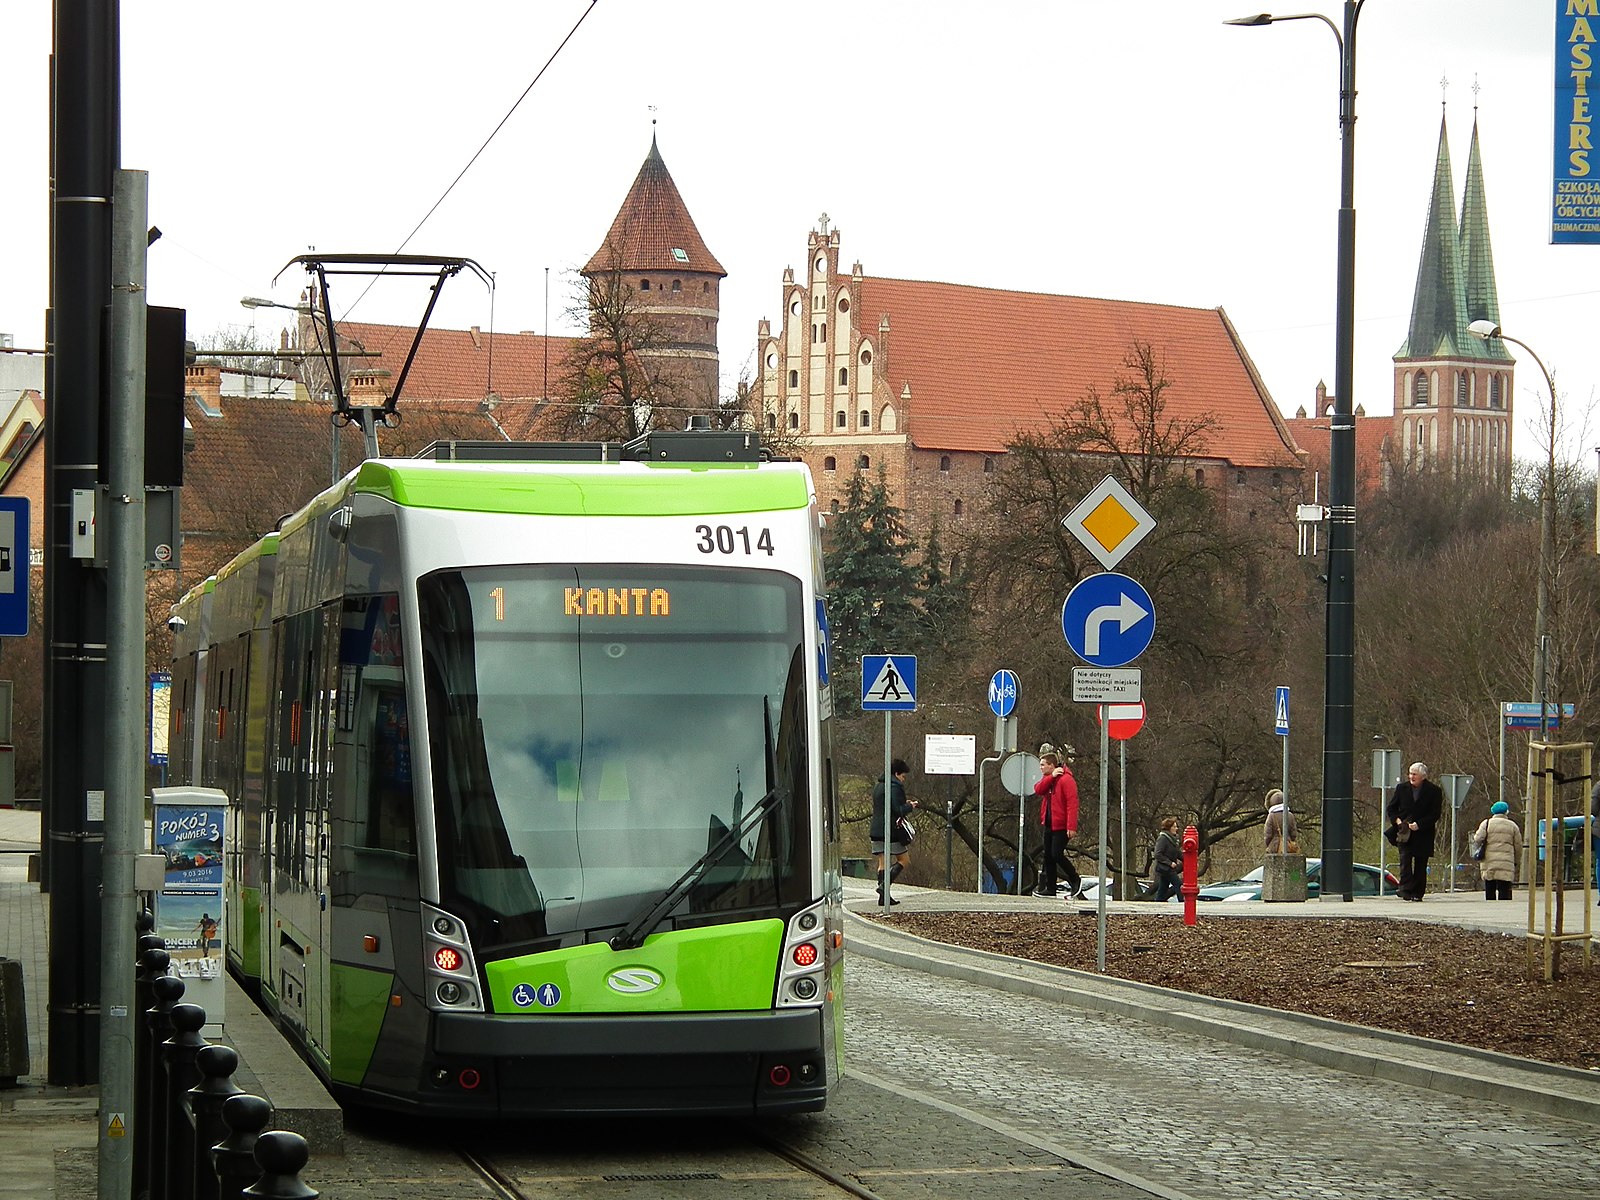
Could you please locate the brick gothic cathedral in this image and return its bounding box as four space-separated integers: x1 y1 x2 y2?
1287 108 1515 494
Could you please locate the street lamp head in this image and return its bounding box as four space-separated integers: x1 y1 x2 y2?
1468 318 1502 340
241 296 312 314
1224 13 1275 25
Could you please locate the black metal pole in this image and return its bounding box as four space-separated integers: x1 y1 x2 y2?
46 0 118 1084
1321 0 1363 901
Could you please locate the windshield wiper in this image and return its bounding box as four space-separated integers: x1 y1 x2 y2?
609 783 789 951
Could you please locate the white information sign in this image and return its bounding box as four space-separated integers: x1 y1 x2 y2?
1072 667 1142 703
924 734 976 776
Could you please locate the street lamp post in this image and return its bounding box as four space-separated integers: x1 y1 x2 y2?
1469 319 1559 740
1227 2 1365 900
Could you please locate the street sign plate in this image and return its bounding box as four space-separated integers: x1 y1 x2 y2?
1274 685 1290 736
1061 475 1157 570
999 752 1041 797
1097 701 1146 741
1061 573 1155 667
1072 667 1142 703
0 498 28 637
924 734 976 775
861 654 917 712
988 669 1018 718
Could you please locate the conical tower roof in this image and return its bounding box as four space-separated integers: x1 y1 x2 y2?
583 134 726 278
1459 116 1512 361
1398 114 1471 360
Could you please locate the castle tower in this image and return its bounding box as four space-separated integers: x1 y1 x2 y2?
582 134 726 413
1392 110 1514 487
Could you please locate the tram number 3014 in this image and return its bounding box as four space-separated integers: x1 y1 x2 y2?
694 524 775 556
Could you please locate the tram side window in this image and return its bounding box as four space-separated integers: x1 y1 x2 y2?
330 593 418 900
270 609 321 888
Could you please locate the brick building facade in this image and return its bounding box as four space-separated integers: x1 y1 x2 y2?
749 219 1306 547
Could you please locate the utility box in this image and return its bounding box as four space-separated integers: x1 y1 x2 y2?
1263 853 1308 902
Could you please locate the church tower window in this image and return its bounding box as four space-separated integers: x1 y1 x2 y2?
1412 373 1429 406
859 410 870 429
823 456 836 472
857 454 870 469
788 369 798 389
838 367 848 386
836 411 846 428
940 455 951 472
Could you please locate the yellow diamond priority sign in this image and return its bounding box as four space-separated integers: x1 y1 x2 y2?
1062 475 1156 570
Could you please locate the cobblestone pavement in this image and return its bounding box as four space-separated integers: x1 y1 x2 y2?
843 954 1600 1200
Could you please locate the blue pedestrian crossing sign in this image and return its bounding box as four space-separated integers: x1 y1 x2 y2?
988 669 1018 718
1061 573 1154 668
862 654 917 712
1274 686 1290 736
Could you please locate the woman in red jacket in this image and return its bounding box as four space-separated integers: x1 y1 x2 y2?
1031 745 1081 898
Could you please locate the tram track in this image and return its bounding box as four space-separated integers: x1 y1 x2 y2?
454 1124 886 1199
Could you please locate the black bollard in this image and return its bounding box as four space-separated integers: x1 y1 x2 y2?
137 908 155 935
142 974 186 1200
162 1003 210 1200
242 1131 319 1200
133 948 172 1197
213 1095 273 1200
188 1044 244 1200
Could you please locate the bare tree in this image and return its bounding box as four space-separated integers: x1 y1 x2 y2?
553 252 687 442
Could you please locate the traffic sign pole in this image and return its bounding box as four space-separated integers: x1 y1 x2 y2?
882 713 893 913
1276 686 1290 856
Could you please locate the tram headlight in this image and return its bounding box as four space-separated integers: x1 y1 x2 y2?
432 915 455 937
797 911 818 931
437 981 463 1005
791 977 818 1001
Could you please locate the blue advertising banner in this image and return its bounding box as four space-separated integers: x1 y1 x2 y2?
154 803 224 893
1553 0 1600 243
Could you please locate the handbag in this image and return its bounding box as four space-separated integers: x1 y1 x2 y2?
1469 830 1486 861
1384 823 1410 846
894 817 915 844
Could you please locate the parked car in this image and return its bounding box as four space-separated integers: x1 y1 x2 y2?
1171 858 1399 902
1073 876 1155 902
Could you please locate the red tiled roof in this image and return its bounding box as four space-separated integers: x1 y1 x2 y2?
1283 409 1392 498
582 137 726 278
858 278 1301 468
333 321 580 403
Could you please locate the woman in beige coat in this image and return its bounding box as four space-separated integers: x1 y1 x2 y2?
1472 800 1523 901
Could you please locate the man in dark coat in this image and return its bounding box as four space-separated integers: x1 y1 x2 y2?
1386 761 1444 900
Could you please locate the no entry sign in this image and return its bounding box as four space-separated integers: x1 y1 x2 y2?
1097 701 1146 741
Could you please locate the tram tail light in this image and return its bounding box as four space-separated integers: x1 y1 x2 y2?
769 1064 792 1087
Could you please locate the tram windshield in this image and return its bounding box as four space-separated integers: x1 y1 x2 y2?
417 564 811 952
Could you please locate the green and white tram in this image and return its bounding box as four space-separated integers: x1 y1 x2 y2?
169 430 843 1115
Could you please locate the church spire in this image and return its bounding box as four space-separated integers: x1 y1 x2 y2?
1398 113 1470 360
1459 115 1511 361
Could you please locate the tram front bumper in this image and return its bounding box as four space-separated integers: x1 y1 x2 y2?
431 1007 829 1115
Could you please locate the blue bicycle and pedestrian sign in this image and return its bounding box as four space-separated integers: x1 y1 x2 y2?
988 669 1018 718
1061 573 1155 668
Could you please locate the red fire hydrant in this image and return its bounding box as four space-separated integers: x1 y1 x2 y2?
1181 824 1200 927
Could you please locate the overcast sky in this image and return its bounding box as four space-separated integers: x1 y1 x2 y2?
0 1 1589 467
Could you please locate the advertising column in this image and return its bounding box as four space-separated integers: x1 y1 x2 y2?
151 786 228 1032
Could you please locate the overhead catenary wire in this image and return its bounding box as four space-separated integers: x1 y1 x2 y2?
338 0 601 325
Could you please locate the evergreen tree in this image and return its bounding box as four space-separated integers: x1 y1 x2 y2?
917 516 969 654
824 467 921 704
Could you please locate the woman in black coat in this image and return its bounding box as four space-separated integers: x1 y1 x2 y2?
870 758 917 904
